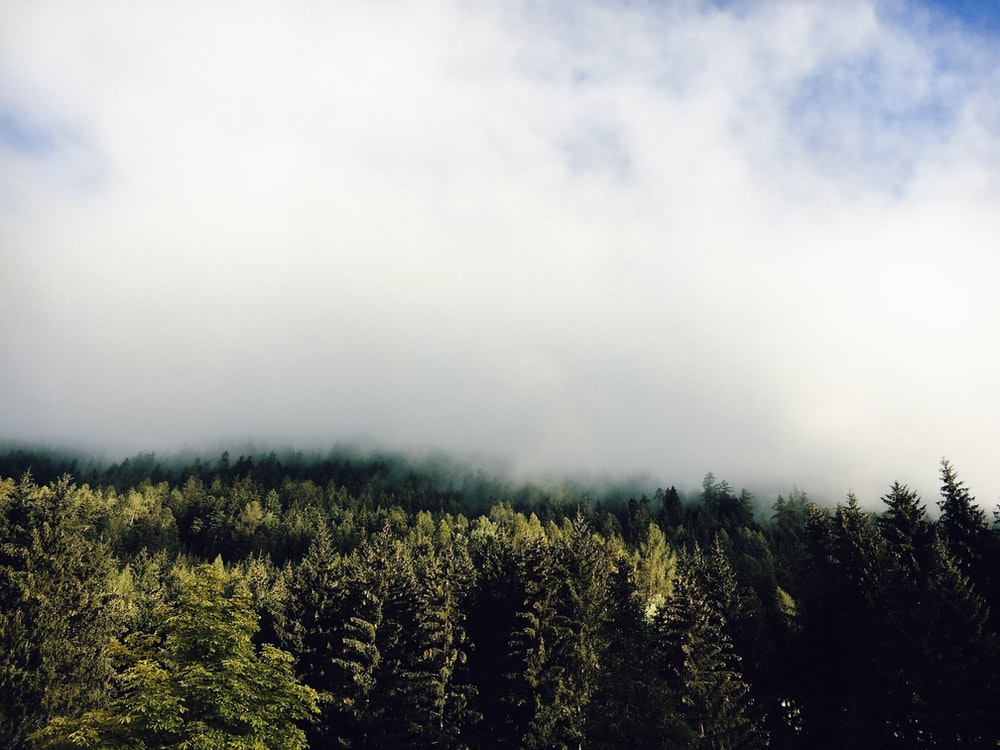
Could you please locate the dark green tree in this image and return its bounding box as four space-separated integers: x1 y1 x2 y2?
464 516 533 748
912 537 999 746
937 460 987 567
410 541 479 748
872 481 999 747
319 526 435 748
587 555 685 749
879 481 933 582
0 475 118 749
653 547 765 749
795 496 889 748
280 520 345 743
655 485 684 531
510 515 619 749
768 489 809 598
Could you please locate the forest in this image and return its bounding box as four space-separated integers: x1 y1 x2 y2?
2 445 999 749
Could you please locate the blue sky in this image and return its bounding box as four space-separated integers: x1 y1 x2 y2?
0 112 54 156
923 0 1000 29
2 0 1000 505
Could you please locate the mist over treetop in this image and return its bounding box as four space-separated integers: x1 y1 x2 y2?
3 0 1000 504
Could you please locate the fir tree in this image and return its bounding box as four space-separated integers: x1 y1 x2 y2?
0 475 118 749
653 548 766 749
937 460 988 573
411 542 479 748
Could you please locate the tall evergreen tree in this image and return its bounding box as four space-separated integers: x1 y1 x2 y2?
937 459 989 575
588 554 687 749
0 475 118 750
511 515 618 749
912 537 999 747
796 497 889 748
653 547 766 749
280 521 345 744
879 482 933 582
633 521 677 612
410 541 479 748
768 489 809 599
464 517 533 748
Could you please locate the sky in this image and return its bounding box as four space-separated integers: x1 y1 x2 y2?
2 0 1000 506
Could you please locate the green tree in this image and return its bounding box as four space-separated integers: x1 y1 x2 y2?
879 482 933 583
937 459 990 578
872 482 1000 746
796 496 889 748
513 515 620 749
633 521 677 612
655 485 683 531
913 538 999 746
768 489 809 598
0 475 118 749
410 541 479 748
323 526 437 749
33 563 318 750
653 547 765 749
465 515 533 748
587 555 684 749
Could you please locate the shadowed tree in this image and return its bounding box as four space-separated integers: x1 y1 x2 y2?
879 482 933 583
937 459 989 575
653 546 766 749
796 495 889 748
464 516 533 748
0 475 118 750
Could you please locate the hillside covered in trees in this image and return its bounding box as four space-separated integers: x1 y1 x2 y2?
2 446 999 749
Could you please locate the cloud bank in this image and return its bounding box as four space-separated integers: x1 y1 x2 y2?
3 0 1000 503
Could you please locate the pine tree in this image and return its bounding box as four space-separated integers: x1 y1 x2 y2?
937 460 992 587
768 489 809 599
879 482 933 582
464 516 533 748
634 521 677 612
280 520 345 744
587 555 684 749
411 542 479 748
914 538 999 746
653 548 765 749
0 475 118 749
656 486 684 531
508 515 619 749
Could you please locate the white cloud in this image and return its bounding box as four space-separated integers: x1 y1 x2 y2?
2 0 1000 504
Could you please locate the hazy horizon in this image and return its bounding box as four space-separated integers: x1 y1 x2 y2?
4 0 1000 508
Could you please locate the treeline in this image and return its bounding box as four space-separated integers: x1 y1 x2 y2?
2 447 1000 748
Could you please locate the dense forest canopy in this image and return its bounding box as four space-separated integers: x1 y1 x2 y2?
2 444 999 749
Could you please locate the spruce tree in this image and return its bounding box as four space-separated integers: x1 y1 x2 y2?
797 496 889 748
0 475 118 749
464 516 533 748
280 520 345 744
653 548 765 749
411 542 479 748
509 515 619 749
879 482 933 582
634 521 677 611
937 460 988 572
587 555 684 749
